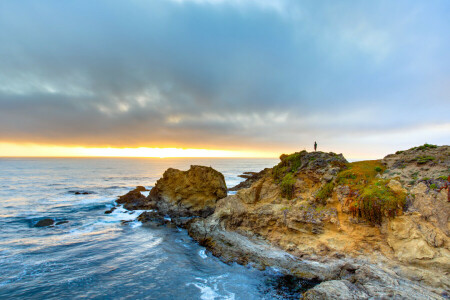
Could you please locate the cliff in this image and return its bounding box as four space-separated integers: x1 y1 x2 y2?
186 146 449 299
116 145 449 298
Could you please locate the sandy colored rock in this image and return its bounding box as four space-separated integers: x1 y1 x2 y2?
148 165 227 218
186 148 450 298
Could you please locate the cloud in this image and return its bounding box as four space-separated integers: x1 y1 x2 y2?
0 0 449 157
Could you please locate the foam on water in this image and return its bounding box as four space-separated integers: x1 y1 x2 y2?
0 157 320 299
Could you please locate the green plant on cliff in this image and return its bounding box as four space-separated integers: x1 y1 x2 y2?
272 151 306 181
336 160 405 225
316 182 335 204
356 179 406 224
416 155 435 164
280 173 296 199
410 143 437 151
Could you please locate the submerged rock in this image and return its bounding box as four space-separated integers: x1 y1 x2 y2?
34 218 54 227
148 165 227 218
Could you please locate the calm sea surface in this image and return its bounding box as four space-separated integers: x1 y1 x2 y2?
0 157 317 299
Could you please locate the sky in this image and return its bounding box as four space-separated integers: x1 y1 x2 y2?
0 0 449 159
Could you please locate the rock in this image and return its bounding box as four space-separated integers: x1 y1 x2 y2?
137 211 166 225
387 179 407 194
104 207 116 214
303 280 369 299
117 188 155 210
34 218 54 227
182 148 450 298
55 220 69 225
135 186 149 192
410 182 449 235
229 169 270 191
70 190 94 195
148 165 227 218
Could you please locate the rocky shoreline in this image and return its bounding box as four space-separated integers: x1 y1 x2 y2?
111 144 449 299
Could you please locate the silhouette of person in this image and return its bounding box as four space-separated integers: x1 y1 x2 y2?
314 141 317 152
438 176 450 202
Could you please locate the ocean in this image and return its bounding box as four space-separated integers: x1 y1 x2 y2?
0 157 317 299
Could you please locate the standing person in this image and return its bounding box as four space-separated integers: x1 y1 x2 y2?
438 176 450 202
314 141 317 152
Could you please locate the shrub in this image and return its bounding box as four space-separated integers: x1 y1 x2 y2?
316 182 335 204
430 183 437 190
336 160 405 225
395 150 404 155
411 143 437 151
354 179 406 225
374 167 382 172
280 173 296 199
416 156 435 164
438 175 448 180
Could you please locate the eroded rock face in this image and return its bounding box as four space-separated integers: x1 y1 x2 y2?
186 149 450 298
148 165 227 218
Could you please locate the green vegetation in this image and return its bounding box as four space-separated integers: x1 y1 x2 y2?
438 175 448 180
411 143 437 151
430 183 437 190
421 177 430 181
336 160 405 225
374 166 382 173
272 151 306 181
416 155 435 164
280 173 296 199
395 150 404 154
316 182 335 204
356 179 406 224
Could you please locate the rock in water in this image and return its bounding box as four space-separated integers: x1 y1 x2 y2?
116 188 154 210
35 218 54 227
135 186 149 192
148 165 227 218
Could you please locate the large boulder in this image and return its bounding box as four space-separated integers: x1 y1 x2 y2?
148 165 227 218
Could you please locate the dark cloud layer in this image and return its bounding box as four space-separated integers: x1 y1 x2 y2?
0 0 449 155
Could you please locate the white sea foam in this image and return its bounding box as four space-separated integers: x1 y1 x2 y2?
187 276 236 300
199 249 207 259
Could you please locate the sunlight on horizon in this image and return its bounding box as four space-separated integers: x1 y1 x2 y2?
0 142 277 158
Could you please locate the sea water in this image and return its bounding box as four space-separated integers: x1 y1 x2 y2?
0 157 317 299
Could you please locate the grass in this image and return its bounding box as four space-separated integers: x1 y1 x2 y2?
336 160 406 225
416 156 435 164
430 183 437 190
438 175 448 180
272 151 308 199
316 182 335 204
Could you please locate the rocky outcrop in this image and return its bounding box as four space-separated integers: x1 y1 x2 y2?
118 146 448 298
148 165 227 219
185 147 449 299
116 187 154 210
229 169 270 191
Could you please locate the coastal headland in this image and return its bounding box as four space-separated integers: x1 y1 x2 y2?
113 144 450 299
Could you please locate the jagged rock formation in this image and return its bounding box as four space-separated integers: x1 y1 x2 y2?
116 187 154 210
186 147 449 299
116 145 449 298
228 169 270 191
